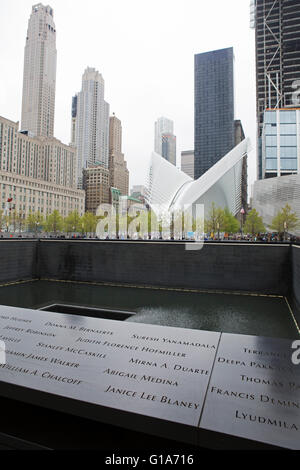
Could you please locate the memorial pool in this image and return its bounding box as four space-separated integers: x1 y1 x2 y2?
0 279 297 339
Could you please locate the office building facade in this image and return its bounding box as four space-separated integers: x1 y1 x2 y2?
109 114 122 155
251 0 300 179
194 47 235 179
262 108 300 178
181 150 194 179
21 4 57 138
131 185 147 204
74 67 110 188
0 172 85 218
0 115 85 217
82 166 110 214
109 115 129 198
70 95 77 145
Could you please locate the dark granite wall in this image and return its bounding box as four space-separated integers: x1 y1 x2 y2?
0 240 294 295
0 241 38 282
0 240 297 322
291 245 300 325
37 241 291 294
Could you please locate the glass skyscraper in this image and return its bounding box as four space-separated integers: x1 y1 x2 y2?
194 47 235 179
161 133 176 166
154 117 176 167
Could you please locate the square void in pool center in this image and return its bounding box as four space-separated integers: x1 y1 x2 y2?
0 280 297 339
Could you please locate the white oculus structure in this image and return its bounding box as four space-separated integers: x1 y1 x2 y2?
147 138 250 216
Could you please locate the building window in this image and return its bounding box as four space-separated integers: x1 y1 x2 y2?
266 147 277 158
280 159 297 171
280 135 297 146
280 111 296 124
265 111 276 124
266 135 277 146
265 124 277 135
280 124 297 135
280 147 297 158
265 159 277 171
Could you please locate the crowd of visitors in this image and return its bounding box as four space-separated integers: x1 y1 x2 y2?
0 232 300 243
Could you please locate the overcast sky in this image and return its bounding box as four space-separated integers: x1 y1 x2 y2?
0 0 256 194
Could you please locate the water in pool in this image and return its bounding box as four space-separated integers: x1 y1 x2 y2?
0 280 297 339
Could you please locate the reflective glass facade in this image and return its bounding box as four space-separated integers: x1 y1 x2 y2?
194 48 235 179
263 109 300 177
161 133 176 166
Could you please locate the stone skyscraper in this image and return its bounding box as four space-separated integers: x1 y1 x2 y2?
21 4 57 137
74 67 110 188
109 114 129 197
109 114 122 155
0 4 85 221
194 48 235 179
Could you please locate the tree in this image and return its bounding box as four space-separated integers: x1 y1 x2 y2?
5 210 21 233
26 212 44 233
244 209 265 235
205 203 225 235
223 208 240 234
44 210 63 234
270 204 299 239
147 210 160 239
81 212 98 235
17 212 26 233
0 210 6 232
64 211 82 234
117 212 128 238
129 209 149 239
